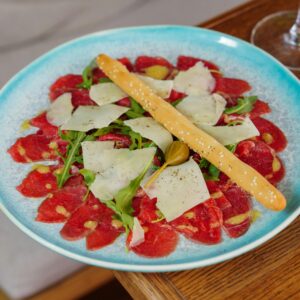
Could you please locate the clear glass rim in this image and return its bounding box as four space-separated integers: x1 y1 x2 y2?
251 10 300 71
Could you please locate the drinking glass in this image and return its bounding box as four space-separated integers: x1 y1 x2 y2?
251 6 300 71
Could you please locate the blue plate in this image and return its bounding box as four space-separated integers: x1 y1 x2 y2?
0 26 299 272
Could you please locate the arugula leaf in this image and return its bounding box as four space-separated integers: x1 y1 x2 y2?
208 163 220 180
99 77 112 83
77 59 97 90
126 110 144 119
103 158 153 234
93 120 130 137
227 120 244 126
199 158 210 169
226 143 237 153
199 158 220 181
93 119 144 150
171 98 183 107
131 98 145 114
143 141 155 148
224 96 257 115
129 131 143 150
93 127 112 137
56 131 86 188
126 98 145 119
79 169 95 187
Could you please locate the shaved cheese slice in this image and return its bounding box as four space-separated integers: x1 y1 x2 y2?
142 158 210 222
61 104 129 132
86 147 156 201
199 117 259 145
46 93 73 126
136 74 173 98
89 82 127 105
124 117 173 152
81 141 115 172
130 217 145 247
176 93 226 126
174 62 215 96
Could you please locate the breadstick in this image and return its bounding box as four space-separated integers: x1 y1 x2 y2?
97 54 286 211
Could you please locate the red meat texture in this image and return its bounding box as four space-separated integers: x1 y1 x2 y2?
61 194 123 250
134 56 173 73
49 74 96 107
30 112 58 136
36 183 87 223
170 198 222 244
98 133 131 148
235 140 285 185
217 184 252 238
8 134 58 163
214 77 251 97
17 166 58 198
252 117 287 152
249 100 271 118
128 222 178 258
176 55 221 78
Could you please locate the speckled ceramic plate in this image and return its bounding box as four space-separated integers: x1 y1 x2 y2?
0 26 299 272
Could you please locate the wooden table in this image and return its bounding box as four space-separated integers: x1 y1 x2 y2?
114 1 300 299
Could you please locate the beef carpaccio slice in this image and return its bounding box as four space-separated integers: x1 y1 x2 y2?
17 165 58 197
218 184 252 238
132 194 159 224
49 74 83 101
60 193 123 245
128 222 178 258
98 133 131 149
235 140 285 185
249 100 271 119
49 74 96 107
252 117 287 152
176 55 221 78
170 198 222 245
36 183 87 223
8 133 59 163
134 56 173 73
30 112 58 136
214 77 251 97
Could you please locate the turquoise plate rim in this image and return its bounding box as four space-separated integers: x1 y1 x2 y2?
0 25 299 272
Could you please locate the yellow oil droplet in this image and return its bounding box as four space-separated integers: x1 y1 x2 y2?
49 142 58 149
20 119 31 132
32 164 50 174
84 220 98 230
251 210 261 223
272 157 281 172
184 211 195 219
18 145 26 156
262 132 274 144
111 219 123 229
42 152 50 159
210 191 223 199
54 168 63 175
55 205 70 217
144 65 169 80
45 183 52 190
225 212 249 225
176 224 198 233
142 226 149 233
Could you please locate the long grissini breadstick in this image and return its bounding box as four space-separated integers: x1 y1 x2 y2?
97 54 286 211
